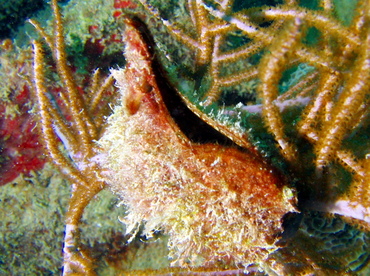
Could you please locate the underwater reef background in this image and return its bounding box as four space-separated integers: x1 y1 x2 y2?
0 0 370 274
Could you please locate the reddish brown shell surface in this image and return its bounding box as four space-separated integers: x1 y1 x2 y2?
98 17 296 269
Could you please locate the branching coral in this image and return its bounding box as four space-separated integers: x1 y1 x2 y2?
30 0 115 273
28 0 370 274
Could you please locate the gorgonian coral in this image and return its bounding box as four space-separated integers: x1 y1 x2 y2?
27 0 370 274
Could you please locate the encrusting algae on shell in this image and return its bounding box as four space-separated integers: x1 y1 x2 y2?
98 17 297 269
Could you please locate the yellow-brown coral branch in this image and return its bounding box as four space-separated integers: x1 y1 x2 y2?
28 19 54 50
298 70 340 136
259 19 302 163
279 71 319 101
315 28 370 168
51 0 98 151
89 75 114 113
262 6 361 46
32 41 87 185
